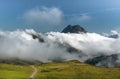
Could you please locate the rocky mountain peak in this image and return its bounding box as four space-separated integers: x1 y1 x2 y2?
62 25 87 33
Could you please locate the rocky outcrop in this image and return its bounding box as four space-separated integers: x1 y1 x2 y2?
85 54 120 67
62 25 87 33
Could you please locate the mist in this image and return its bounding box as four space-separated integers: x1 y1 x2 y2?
0 29 120 64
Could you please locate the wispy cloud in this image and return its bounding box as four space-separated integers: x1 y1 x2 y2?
22 7 92 30
105 8 120 11
84 8 120 15
71 14 91 22
64 13 91 23
23 7 63 27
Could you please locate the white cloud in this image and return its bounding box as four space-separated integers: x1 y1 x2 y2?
111 30 118 35
76 14 91 21
23 7 63 27
0 29 120 64
22 7 92 29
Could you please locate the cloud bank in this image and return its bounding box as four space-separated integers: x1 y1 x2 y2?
0 29 120 65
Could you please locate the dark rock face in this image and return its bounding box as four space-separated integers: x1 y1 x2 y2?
109 34 119 39
31 34 44 42
28 33 44 43
62 25 87 33
85 54 120 67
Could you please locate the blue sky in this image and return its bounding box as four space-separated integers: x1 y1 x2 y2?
0 0 120 33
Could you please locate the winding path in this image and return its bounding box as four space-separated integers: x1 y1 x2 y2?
30 65 37 79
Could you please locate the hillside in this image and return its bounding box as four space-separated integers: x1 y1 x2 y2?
0 58 42 65
36 60 120 79
0 64 33 79
0 60 120 79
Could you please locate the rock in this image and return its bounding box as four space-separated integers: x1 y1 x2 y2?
109 34 119 39
85 54 120 67
62 25 87 33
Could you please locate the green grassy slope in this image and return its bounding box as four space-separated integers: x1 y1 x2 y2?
0 64 33 79
0 60 120 79
36 60 120 79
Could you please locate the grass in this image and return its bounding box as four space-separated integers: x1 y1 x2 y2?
0 60 120 79
36 60 120 79
0 64 33 79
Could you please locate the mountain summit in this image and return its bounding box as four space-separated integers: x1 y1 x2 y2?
62 25 87 33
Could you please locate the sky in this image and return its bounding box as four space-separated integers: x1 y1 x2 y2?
0 0 120 33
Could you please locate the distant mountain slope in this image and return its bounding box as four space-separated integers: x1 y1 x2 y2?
0 58 42 65
27 27 120 67
85 54 120 67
